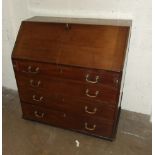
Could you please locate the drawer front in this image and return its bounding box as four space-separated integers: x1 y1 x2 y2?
22 103 114 138
16 74 119 104
13 60 121 89
19 88 116 120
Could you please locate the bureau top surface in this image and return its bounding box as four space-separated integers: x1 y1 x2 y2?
12 16 130 72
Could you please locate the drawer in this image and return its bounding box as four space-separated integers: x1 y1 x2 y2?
16 74 119 104
13 60 121 89
19 88 116 120
21 103 114 138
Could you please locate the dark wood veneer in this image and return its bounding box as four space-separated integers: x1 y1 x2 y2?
13 60 121 89
16 74 118 104
22 102 114 138
12 21 129 72
12 16 130 140
18 88 116 120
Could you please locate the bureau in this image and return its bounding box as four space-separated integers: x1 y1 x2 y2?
12 16 130 140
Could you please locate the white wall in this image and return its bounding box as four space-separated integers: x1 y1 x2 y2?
3 0 152 115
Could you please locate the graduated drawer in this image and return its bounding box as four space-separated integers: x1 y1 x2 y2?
16 74 119 104
13 60 121 89
19 88 116 120
21 103 114 138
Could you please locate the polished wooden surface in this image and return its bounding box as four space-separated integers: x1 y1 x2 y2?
26 16 132 27
13 60 121 88
22 102 114 138
12 17 130 140
16 74 118 104
12 22 129 72
18 88 116 120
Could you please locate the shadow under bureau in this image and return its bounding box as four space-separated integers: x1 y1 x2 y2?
12 16 130 140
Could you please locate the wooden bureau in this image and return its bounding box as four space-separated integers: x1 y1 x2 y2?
12 16 131 140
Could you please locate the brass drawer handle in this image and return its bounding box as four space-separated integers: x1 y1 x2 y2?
22 66 39 74
85 122 96 131
30 80 41 87
86 74 99 84
34 110 45 118
33 95 43 102
85 106 97 114
86 89 99 98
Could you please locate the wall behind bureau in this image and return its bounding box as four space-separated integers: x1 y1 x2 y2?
3 0 151 115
